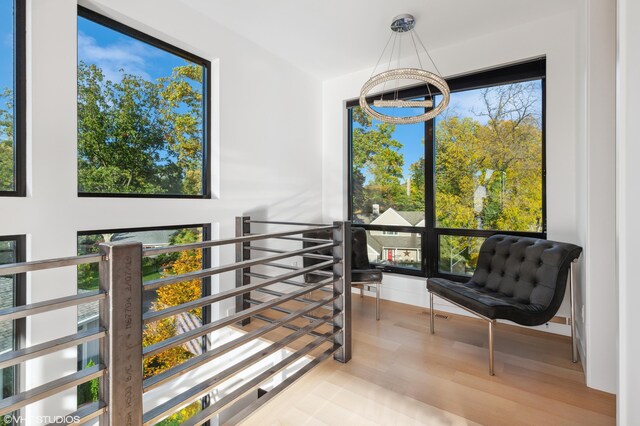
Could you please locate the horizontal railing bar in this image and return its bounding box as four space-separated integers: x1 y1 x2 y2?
260 262 333 277
246 245 333 261
223 345 338 426
245 220 333 227
143 277 338 358
0 291 106 322
253 288 335 307
0 328 106 370
143 226 336 256
247 300 328 321
143 294 338 392
253 314 327 338
44 401 107 426
0 364 106 416
246 233 332 244
144 242 337 291
244 271 333 292
261 262 298 271
143 260 336 325
143 315 336 425
180 331 338 426
0 253 102 276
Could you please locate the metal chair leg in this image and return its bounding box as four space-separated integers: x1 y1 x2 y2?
375 284 380 320
569 260 578 363
429 292 435 334
489 320 496 376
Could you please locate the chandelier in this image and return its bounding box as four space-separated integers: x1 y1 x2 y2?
359 14 450 125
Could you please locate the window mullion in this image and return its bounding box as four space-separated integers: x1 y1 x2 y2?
425 107 436 277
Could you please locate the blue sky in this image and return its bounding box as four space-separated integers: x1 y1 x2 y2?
0 0 13 92
0 12 197 92
362 81 542 180
78 16 192 83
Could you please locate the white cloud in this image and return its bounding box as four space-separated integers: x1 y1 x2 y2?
3 32 12 48
78 31 160 83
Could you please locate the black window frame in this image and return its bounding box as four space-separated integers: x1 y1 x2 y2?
347 59 547 281
0 234 26 412
77 6 212 199
0 0 26 197
76 223 211 416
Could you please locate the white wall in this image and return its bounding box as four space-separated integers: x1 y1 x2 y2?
617 0 640 423
322 6 618 393
1 0 323 419
580 0 617 396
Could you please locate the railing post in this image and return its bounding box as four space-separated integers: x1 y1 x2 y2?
99 241 143 426
333 221 352 363
236 216 251 325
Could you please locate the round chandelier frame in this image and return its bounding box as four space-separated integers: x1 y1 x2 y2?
359 68 450 125
359 14 450 124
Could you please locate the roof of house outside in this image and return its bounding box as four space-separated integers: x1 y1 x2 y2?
78 300 100 326
394 211 425 226
357 208 425 227
111 230 177 247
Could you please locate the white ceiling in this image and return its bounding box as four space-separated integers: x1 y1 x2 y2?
179 0 579 80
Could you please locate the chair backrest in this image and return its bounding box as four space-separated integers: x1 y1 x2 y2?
351 227 372 270
472 234 582 321
302 227 372 282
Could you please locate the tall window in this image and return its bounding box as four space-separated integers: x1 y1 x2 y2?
0 235 25 422
0 0 25 196
76 225 210 422
348 60 545 279
77 7 210 198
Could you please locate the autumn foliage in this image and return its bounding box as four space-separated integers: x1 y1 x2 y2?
143 245 203 379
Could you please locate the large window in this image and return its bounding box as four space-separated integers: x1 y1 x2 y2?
77 7 211 198
76 224 210 423
348 60 546 279
0 235 25 425
0 0 25 196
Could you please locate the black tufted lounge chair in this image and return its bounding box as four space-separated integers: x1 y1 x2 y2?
304 227 383 320
427 234 582 375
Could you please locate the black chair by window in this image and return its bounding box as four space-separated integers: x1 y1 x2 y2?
304 227 383 320
427 234 582 375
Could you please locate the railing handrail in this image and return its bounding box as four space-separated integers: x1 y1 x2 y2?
142 224 337 256
0 253 102 276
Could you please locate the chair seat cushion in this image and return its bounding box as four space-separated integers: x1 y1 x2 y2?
427 277 548 326
352 269 382 283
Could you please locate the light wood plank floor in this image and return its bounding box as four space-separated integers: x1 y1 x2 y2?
240 295 616 425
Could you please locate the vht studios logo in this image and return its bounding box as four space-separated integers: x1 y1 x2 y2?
3 415 81 424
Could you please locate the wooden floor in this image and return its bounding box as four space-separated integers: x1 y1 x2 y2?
240 295 616 426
